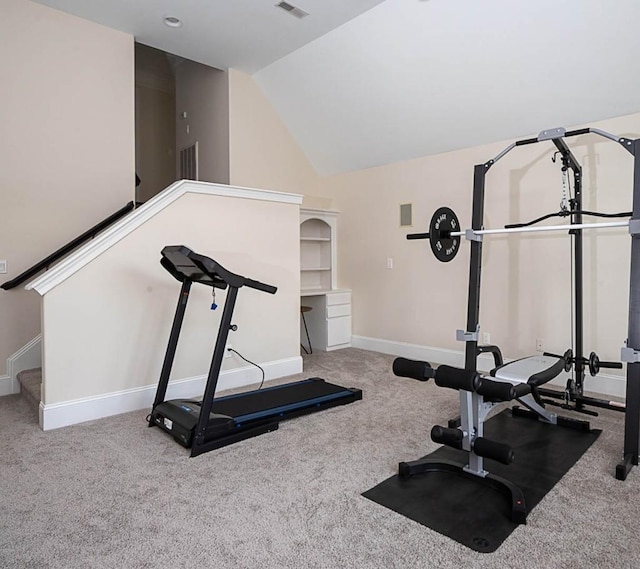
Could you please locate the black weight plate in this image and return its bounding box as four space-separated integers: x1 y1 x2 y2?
588 352 599 376
429 207 461 262
563 349 573 372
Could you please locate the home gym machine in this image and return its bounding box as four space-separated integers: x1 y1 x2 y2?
392 125 640 523
149 245 362 457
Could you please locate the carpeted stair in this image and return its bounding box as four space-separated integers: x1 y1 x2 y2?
16 367 42 409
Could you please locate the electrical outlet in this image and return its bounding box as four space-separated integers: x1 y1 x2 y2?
0 260 6 274
386 257 393 269
536 338 544 352
225 344 233 358
482 332 490 344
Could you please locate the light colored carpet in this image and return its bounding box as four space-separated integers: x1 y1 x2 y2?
1 348 639 568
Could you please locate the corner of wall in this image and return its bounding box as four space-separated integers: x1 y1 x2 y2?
227 69 320 196
301 195 334 210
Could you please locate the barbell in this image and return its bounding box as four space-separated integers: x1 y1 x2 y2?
408 206 630 262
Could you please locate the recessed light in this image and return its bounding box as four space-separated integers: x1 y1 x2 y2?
163 16 183 28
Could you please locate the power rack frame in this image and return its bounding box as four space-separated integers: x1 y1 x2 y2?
463 127 640 480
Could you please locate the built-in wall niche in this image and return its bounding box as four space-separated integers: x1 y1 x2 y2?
299 208 350 351
300 217 332 292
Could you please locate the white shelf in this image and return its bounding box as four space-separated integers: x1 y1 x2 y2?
301 287 327 295
300 216 333 292
299 210 351 351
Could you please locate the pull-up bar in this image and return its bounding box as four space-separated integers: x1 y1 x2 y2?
487 126 635 168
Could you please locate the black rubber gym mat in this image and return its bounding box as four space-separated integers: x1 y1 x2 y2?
362 409 601 553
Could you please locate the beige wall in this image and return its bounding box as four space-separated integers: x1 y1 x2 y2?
228 69 320 195
175 60 230 184
3 1 637 396
41 188 300 405
226 70 638 380
319 113 640 375
0 0 134 376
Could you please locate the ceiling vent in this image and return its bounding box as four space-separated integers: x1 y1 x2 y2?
276 1 309 19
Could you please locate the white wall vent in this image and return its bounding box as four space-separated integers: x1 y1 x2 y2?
179 142 198 180
276 2 309 19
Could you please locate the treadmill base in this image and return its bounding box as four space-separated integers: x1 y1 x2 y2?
150 377 362 457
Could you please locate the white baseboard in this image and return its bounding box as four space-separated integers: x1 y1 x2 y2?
350 335 494 370
326 342 351 352
0 335 42 396
351 335 626 400
40 356 302 431
0 375 12 397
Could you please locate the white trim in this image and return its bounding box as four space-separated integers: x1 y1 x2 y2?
26 181 303 296
300 207 339 217
0 335 42 396
0 375 11 397
351 334 626 400
351 335 489 369
40 356 302 431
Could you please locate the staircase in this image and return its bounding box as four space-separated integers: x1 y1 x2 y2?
17 367 42 410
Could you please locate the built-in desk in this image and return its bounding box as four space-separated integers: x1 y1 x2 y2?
300 208 350 351
300 289 351 351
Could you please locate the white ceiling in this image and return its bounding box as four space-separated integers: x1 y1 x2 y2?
32 0 386 73
32 0 640 176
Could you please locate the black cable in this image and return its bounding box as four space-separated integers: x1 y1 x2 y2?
579 209 632 218
505 211 570 229
227 347 266 389
505 209 631 229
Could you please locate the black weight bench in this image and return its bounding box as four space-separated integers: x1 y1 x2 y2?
392 347 589 523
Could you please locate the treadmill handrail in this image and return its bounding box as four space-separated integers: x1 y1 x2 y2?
160 255 228 289
160 245 277 294
243 277 277 295
191 252 276 294
190 251 245 288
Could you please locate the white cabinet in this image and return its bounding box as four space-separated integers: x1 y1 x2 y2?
326 291 351 349
300 290 351 351
299 208 351 351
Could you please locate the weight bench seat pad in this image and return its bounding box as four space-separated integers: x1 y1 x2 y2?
490 355 565 387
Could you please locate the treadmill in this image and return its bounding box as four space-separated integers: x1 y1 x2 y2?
149 245 362 457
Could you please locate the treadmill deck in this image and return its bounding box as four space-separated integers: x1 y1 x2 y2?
151 377 362 453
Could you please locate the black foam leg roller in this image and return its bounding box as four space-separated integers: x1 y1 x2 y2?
473 437 514 465
392 357 434 381
430 425 463 449
475 378 517 401
434 365 481 392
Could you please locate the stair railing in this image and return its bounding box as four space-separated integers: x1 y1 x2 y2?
1 201 135 290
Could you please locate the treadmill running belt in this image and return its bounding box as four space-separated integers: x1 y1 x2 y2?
209 377 355 421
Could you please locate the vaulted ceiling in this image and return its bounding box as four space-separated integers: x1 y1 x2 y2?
33 0 640 175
